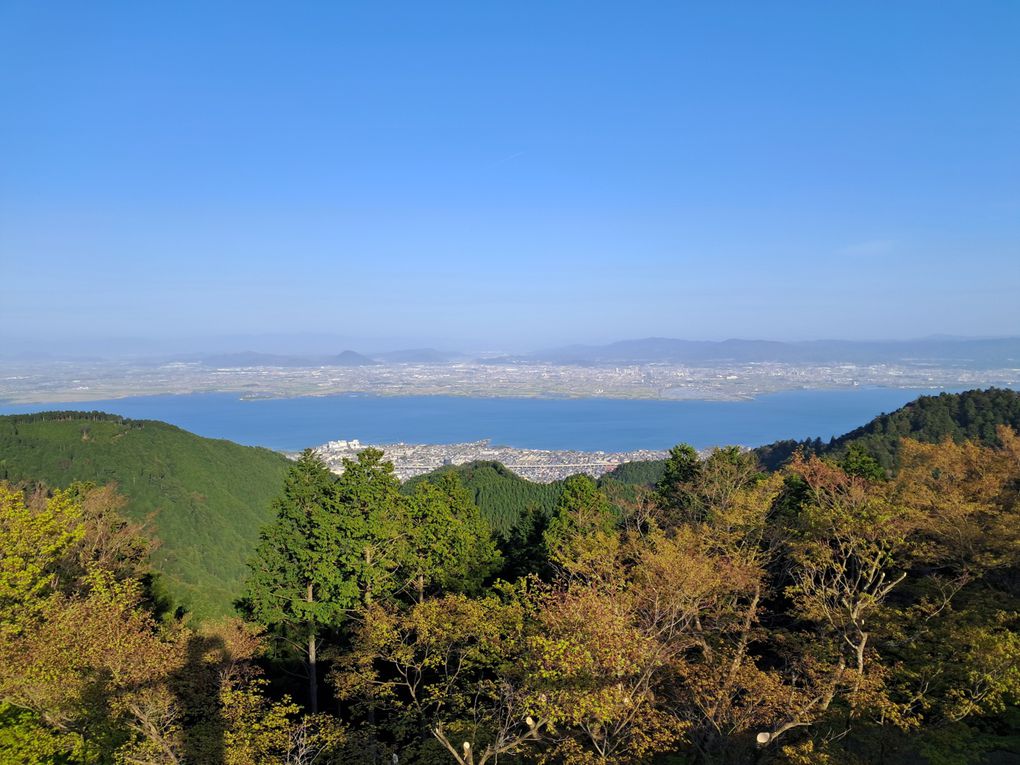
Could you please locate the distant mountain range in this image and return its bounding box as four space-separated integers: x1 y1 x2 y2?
520 336 1020 368
178 337 1020 369
6 337 1018 369
191 337 1020 369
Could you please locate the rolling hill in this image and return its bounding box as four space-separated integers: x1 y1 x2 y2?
403 460 564 535
0 411 291 620
597 388 1020 481
754 387 1020 470
403 460 657 537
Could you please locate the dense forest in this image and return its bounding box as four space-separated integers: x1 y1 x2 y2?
403 460 562 535
4 389 1017 621
753 388 1020 472
0 412 291 619
2 390 1019 763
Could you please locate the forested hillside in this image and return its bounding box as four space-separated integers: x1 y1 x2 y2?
5 428 1019 764
403 460 563 533
591 388 1020 482
756 387 1020 470
6 389 1017 622
600 458 667 486
0 412 290 619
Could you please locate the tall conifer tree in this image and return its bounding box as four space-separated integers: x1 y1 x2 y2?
242 450 353 712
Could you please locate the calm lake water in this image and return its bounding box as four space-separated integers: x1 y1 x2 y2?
0 387 977 452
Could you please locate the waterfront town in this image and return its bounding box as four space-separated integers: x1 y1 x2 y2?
313 437 669 482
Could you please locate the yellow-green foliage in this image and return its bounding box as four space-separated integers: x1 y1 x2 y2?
222 679 346 765
0 484 82 636
0 412 291 619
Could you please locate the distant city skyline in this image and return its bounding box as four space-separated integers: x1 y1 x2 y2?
3 3 1018 347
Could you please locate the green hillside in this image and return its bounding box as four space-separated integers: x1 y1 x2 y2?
402 460 654 538
600 458 667 486
403 460 564 534
0 411 291 620
593 388 1020 480
755 387 1020 470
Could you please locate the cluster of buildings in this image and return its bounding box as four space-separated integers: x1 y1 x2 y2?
313 438 668 483
4 356 1018 405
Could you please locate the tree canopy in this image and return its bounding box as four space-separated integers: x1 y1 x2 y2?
3 398 1020 764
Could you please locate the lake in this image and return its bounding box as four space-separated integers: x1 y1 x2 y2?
0 387 978 452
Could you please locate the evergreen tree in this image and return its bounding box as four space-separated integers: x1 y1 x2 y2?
655 443 702 521
242 451 353 712
495 503 551 581
543 475 618 580
839 442 887 481
332 448 407 608
404 472 501 602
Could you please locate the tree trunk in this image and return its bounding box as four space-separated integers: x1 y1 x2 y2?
308 628 318 713
357 552 379 762
307 582 318 713
709 584 760 725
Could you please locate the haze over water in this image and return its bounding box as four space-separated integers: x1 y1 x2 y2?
0 388 977 453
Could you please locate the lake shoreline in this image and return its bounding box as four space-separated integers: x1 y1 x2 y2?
0 387 992 454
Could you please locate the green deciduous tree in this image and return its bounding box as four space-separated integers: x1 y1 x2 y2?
0 566 189 764
0 483 83 637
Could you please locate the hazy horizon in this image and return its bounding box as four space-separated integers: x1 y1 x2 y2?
4 331 1020 362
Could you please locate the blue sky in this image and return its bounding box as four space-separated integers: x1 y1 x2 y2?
2 1 1018 352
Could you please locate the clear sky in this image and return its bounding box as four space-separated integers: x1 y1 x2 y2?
2 1 1018 352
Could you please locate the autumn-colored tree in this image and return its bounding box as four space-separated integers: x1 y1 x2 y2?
895 426 1020 576
527 583 687 764
867 430 1020 762
2 480 345 765
333 584 543 765
534 455 791 762
0 568 188 764
785 455 911 680
222 676 346 765
653 466 792 759
61 482 154 585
